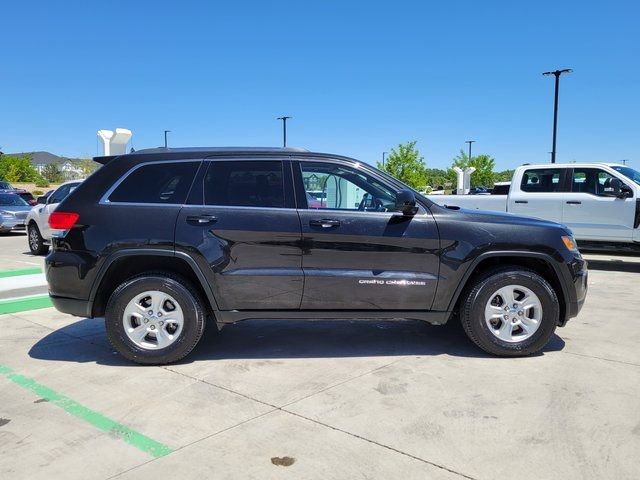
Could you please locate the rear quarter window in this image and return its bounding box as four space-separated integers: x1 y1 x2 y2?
108 161 200 204
520 168 566 193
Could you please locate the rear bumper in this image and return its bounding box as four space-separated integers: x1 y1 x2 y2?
49 295 93 318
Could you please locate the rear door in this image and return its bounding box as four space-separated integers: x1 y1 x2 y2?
509 167 569 222
562 167 635 241
294 159 440 310
175 158 303 311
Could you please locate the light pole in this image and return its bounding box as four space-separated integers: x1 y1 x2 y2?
164 130 171 148
465 140 475 163
277 116 292 147
543 68 572 163
382 151 388 167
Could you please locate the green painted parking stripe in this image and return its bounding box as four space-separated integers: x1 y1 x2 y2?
0 267 43 278
0 294 52 315
0 364 173 458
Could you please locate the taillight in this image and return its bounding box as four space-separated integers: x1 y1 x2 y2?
49 212 80 230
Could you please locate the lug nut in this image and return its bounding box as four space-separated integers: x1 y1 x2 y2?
148 310 153 315
159 321 164 326
518 310 524 316
143 318 149 323
150 325 156 330
503 315 509 320
157 312 163 317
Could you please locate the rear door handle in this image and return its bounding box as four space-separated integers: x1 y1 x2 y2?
514 200 528 204
186 214 218 225
566 201 582 205
309 219 341 228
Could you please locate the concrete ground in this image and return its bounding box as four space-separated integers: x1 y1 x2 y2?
0 233 639 479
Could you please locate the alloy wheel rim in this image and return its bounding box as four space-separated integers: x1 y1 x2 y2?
484 284 542 343
122 290 184 350
29 227 39 250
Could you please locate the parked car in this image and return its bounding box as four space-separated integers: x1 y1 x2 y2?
0 193 31 233
428 163 640 250
46 147 587 364
0 180 37 206
26 180 82 254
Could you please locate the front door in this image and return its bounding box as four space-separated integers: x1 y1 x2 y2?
293 160 440 310
562 167 636 242
175 159 303 311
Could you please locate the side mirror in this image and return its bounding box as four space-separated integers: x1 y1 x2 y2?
608 178 622 196
395 189 418 216
37 196 47 204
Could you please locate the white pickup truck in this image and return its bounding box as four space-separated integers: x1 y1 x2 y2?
428 163 640 248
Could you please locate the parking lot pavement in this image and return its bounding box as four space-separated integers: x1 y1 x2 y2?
0 254 639 479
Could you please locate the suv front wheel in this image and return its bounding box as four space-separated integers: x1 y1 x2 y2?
105 272 207 365
28 223 49 255
460 266 559 356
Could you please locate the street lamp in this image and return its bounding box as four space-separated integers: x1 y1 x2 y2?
382 151 388 167
543 68 573 163
277 116 292 147
163 130 171 148
465 140 475 163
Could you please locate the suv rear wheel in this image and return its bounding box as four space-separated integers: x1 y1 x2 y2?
28 223 49 255
105 272 207 365
460 266 559 356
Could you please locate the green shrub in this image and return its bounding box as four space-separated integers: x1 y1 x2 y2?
35 177 50 188
32 189 44 196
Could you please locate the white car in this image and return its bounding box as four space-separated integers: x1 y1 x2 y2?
26 180 83 255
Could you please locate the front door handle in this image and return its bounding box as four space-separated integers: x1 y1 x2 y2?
186 214 218 226
514 200 528 204
566 201 582 205
309 219 341 228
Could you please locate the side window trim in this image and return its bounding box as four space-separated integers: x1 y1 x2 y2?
100 159 202 206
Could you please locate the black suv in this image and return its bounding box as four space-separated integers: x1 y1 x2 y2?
46 147 587 364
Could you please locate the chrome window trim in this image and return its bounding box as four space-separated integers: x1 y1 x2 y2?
99 159 202 206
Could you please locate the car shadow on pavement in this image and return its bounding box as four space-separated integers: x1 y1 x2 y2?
586 259 640 273
28 318 565 366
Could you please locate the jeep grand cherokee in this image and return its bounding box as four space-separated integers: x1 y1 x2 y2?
45 147 588 364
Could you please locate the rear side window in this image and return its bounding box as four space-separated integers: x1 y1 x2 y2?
204 161 285 208
108 162 199 204
520 168 567 193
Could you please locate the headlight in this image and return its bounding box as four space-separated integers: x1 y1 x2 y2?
561 235 578 252
0 210 15 217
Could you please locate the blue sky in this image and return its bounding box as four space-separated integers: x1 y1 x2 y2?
1 0 638 170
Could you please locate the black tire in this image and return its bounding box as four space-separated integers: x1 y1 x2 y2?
28 223 49 255
105 272 207 365
460 266 559 356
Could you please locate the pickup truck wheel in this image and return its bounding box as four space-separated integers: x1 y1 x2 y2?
460 267 559 356
105 272 206 365
28 223 49 255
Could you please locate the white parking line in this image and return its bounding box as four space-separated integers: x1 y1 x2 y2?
0 274 47 293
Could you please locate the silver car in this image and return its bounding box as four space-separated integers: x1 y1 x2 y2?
0 193 31 233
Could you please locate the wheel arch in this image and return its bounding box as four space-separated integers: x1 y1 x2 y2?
90 250 219 318
448 251 569 324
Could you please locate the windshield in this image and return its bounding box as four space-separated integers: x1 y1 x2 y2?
612 166 640 186
0 193 29 206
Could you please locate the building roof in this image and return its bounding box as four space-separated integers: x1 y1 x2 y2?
4 151 80 165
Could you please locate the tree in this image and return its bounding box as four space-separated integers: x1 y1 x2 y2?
0 154 40 182
72 159 101 178
42 163 65 183
377 141 426 189
448 150 496 188
494 169 515 183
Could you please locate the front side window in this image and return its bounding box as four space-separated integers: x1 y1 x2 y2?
204 161 284 208
572 168 618 196
49 184 71 204
300 162 396 211
108 162 199 204
520 168 566 193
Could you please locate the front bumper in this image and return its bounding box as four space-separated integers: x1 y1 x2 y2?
0 218 25 231
559 254 588 326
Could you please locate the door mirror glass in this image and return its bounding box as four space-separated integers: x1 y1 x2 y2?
395 189 418 216
37 196 47 204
